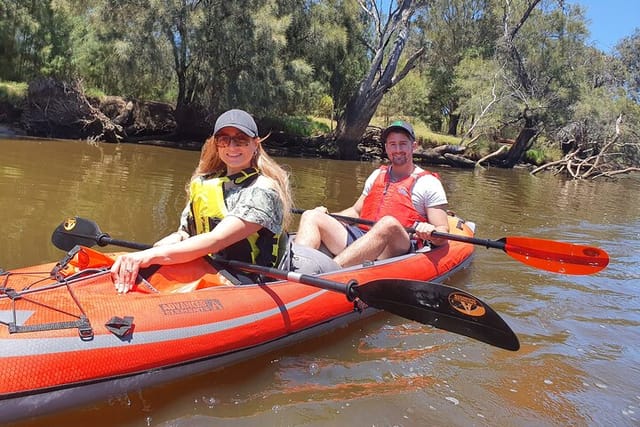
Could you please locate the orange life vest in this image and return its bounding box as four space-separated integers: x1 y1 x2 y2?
358 166 436 231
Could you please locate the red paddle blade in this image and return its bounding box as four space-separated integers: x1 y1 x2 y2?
502 237 609 275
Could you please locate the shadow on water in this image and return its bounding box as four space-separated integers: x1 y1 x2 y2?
2 138 640 426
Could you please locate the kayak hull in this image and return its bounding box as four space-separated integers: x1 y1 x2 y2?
0 218 475 422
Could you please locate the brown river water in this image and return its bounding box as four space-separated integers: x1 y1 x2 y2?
1 137 639 426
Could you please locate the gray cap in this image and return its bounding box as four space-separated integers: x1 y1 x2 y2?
381 120 415 141
213 109 258 137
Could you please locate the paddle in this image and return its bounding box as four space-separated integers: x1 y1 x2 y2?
292 208 609 275
51 216 520 351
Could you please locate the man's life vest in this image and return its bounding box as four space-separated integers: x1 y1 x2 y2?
186 168 281 267
358 165 436 231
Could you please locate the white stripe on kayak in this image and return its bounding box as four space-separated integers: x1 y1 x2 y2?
0 289 328 357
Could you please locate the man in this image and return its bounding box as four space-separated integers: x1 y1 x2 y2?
294 120 450 268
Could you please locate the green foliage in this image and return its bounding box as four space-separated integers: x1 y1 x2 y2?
264 116 330 136
525 136 564 165
0 81 28 103
280 0 369 120
615 29 640 103
524 148 547 165
379 72 430 123
453 54 507 135
316 95 334 118
564 84 640 166
416 0 500 133
0 1 76 81
84 87 107 101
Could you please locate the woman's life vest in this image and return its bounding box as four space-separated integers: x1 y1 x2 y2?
186 168 281 267
358 165 436 231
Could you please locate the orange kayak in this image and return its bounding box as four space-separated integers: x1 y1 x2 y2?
0 217 475 422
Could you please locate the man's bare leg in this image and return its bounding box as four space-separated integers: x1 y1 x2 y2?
294 209 350 256
334 216 410 267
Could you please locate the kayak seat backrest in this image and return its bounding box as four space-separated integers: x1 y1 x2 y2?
275 232 291 270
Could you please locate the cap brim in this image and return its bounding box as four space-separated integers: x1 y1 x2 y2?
381 126 414 141
215 124 257 137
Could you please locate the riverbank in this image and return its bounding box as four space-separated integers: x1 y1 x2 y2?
0 78 474 167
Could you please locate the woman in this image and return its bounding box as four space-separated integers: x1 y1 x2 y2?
111 109 293 293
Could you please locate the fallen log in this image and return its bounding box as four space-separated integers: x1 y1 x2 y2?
414 145 475 168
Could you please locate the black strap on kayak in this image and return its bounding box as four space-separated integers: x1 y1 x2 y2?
201 257 246 285
50 245 82 280
9 315 94 341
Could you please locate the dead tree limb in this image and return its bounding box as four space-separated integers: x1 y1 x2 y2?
476 144 509 168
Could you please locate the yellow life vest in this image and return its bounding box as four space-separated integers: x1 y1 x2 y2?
187 168 281 267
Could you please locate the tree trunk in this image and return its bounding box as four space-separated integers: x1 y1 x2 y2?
335 90 384 159
501 113 538 167
333 0 423 160
448 113 460 136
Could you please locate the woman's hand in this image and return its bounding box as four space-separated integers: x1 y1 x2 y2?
110 252 147 293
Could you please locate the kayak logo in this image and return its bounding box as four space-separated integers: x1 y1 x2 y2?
159 299 223 315
448 292 486 317
63 217 77 231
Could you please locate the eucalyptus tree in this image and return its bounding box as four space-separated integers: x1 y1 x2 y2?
615 29 640 104
333 0 428 160
545 33 640 178
53 0 177 101
200 0 297 116
283 0 370 119
0 1 75 81
377 71 429 123
449 1 637 176
419 0 498 135
72 1 288 123
490 0 591 167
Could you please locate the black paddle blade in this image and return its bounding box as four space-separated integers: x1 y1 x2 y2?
51 216 101 251
353 279 520 351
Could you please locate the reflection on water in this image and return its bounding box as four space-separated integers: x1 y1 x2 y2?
2 137 639 426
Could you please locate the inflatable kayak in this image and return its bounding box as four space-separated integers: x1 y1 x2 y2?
0 214 518 423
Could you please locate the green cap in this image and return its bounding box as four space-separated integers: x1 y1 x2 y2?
381 120 415 141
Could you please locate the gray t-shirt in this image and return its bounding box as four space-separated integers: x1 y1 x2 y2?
179 175 283 235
